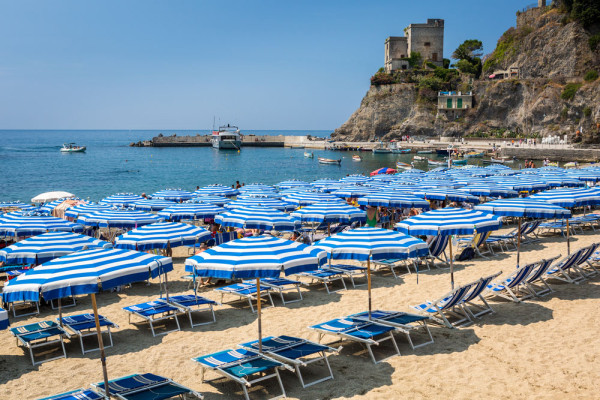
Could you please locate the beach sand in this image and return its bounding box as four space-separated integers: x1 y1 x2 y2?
1 227 599 399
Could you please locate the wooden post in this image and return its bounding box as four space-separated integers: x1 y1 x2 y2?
566 218 570 255
367 252 372 319
256 277 262 353
91 293 110 398
517 217 522 266
327 223 331 237
449 237 454 290
58 298 63 327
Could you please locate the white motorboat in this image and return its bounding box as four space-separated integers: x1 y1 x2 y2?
211 124 242 150
60 143 86 153
304 152 314 158
318 157 341 165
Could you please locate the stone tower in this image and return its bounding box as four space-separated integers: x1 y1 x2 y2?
384 18 444 72
538 0 546 7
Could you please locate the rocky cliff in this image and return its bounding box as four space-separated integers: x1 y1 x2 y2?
332 5 600 143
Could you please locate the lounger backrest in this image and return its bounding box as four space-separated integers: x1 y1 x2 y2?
576 243 599 266
505 263 537 288
429 235 449 257
555 248 586 271
438 284 473 310
518 221 532 236
522 220 541 235
472 231 491 248
462 271 502 302
526 256 560 282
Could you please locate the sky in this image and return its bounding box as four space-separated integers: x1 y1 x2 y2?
0 0 533 130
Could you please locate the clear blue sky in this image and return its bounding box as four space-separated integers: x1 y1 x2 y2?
0 0 532 130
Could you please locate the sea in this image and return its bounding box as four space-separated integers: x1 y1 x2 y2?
0 129 497 203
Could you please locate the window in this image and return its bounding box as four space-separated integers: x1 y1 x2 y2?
402 65 407 70
432 53 438 61
425 42 431 46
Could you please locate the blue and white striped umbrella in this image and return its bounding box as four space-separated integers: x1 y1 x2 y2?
238 190 282 199
311 227 428 261
0 201 35 211
340 175 371 184
150 189 195 201
100 193 145 207
290 202 366 224
357 193 430 209
158 203 225 221
311 178 340 188
331 186 380 198
277 180 310 189
133 199 177 211
282 192 339 206
537 176 584 188
185 235 326 279
0 232 112 265
395 208 502 236
78 210 163 228
0 212 84 237
215 206 301 231
39 199 69 213
530 188 600 208
115 222 212 251
0 308 7 330
190 195 232 206
457 185 518 198
2 248 173 303
64 203 112 220
474 198 571 218
194 185 239 197
413 188 480 204
225 198 296 211
566 170 600 181
238 184 276 193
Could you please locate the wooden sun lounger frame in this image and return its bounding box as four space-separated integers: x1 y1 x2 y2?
239 337 340 388
194 352 291 400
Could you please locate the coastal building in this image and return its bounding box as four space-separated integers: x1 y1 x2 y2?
384 19 444 72
438 91 473 119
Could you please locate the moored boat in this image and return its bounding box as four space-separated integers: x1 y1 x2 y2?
352 155 362 162
211 124 242 150
60 143 86 153
391 148 412 154
428 159 445 166
417 150 433 154
304 152 314 158
396 161 412 169
436 149 450 156
318 157 341 165
413 155 427 161
464 151 484 158
450 158 468 166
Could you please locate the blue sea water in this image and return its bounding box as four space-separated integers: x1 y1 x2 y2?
0 130 432 202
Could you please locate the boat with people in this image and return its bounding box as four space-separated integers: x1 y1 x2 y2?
60 143 86 153
304 152 314 158
318 157 341 165
428 159 445 166
211 124 242 150
352 155 362 162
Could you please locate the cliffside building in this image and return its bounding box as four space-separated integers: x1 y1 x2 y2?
438 91 473 120
384 19 444 73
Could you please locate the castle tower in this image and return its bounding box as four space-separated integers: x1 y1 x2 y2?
538 0 546 7
406 19 444 67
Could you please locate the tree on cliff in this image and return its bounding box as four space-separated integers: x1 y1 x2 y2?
453 39 483 78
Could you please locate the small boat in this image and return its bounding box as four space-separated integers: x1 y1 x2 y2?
291 145 305 149
373 148 392 154
564 162 577 168
304 152 314 158
450 158 468 166
413 155 427 161
547 162 559 167
464 151 485 158
396 161 412 169
352 155 362 162
391 148 412 154
60 143 86 153
318 157 341 165
211 124 242 150
428 159 445 166
490 157 507 164
417 150 433 154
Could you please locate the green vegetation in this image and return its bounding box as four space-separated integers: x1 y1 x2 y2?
483 28 520 74
452 39 483 78
403 52 422 69
584 70 598 81
583 106 592 117
561 0 600 29
589 34 600 51
561 83 582 100
561 106 569 120
443 58 451 69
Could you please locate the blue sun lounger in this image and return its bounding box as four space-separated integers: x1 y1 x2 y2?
242 278 303 305
293 269 347 294
309 317 400 364
239 335 340 388
546 247 588 284
10 320 67 365
459 271 502 318
58 313 118 355
485 264 537 302
92 372 203 400
214 283 274 313
325 264 367 288
350 310 434 350
123 300 181 337
37 388 106 400
193 348 290 400
410 283 474 328
523 256 560 296
160 294 218 328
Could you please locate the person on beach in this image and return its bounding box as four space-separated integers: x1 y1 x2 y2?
195 243 212 286
235 181 241 189
366 206 379 227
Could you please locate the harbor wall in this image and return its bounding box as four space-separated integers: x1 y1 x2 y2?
502 147 600 162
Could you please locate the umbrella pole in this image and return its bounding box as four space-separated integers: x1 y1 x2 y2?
327 223 331 237
367 252 372 319
566 218 570 255
58 298 63 327
449 237 454 290
92 293 110 398
256 277 262 353
517 217 522 267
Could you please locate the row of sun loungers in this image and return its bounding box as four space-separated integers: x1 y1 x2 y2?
40 372 202 400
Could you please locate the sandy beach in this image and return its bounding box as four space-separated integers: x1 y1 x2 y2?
1 224 599 400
